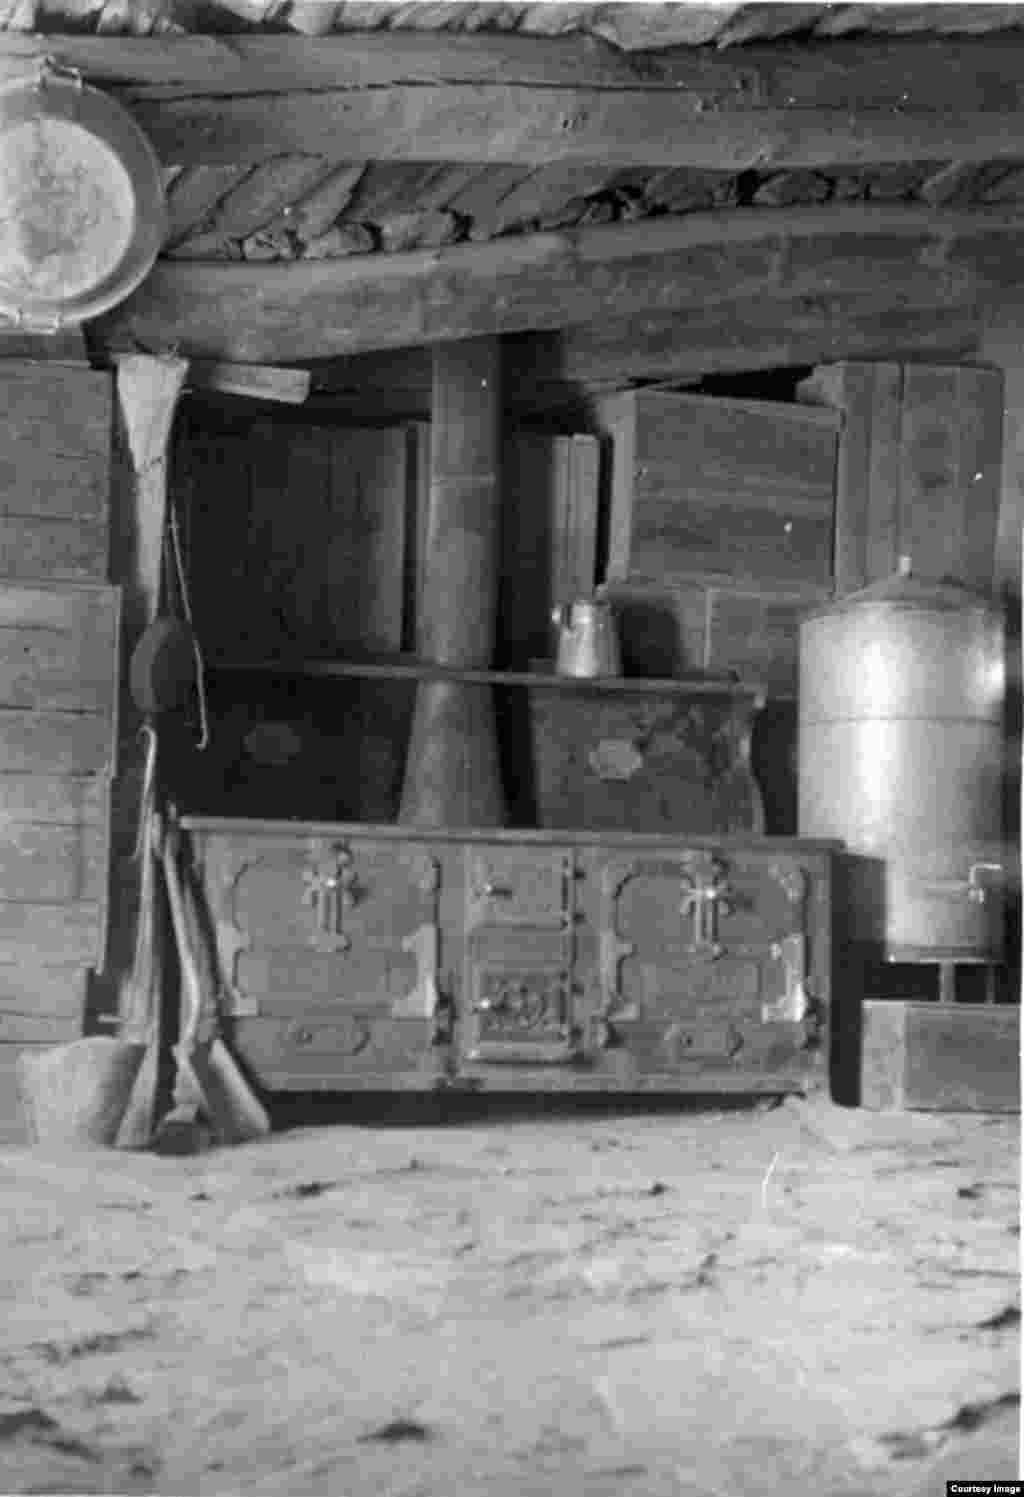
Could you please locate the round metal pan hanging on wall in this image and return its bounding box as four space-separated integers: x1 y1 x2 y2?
0 61 166 333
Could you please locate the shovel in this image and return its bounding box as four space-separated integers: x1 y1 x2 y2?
161 817 270 1147
114 784 166 1149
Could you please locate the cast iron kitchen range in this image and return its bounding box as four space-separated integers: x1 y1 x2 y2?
181 820 835 1096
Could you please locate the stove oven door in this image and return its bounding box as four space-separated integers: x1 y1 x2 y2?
194 830 449 1090
596 846 825 1088
460 845 581 1070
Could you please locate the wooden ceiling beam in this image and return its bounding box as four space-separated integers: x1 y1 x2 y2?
5 33 1024 167
510 297 984 390
118 86 1024 173
0 31 1019 102
296 298 981 422
92 201 1023 363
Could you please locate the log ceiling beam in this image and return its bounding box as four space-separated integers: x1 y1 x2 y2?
93 201 1024 364
508 298 984 391
4 33 1024 167
281 298 980 425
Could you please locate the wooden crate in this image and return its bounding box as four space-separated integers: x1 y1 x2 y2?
857 999 1020 1112
0 584 119 976
0 362 111 582
589 390 839 589
798 360 1004 594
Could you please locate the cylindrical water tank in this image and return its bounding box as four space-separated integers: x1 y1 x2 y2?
798 567 1006 962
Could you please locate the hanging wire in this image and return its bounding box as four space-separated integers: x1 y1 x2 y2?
167 490 210 751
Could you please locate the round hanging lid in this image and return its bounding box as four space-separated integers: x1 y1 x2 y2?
0 62 166 332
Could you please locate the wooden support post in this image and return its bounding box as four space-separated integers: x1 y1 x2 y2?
400 337 506 827
104 355 189 1009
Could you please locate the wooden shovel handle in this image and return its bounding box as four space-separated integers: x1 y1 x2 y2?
162 825 203 1057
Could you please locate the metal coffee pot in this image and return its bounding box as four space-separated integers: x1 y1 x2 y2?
551 597 621 678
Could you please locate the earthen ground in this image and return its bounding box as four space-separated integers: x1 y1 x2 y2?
0 1093 1019 1496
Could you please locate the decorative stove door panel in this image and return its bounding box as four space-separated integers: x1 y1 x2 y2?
199 835 447 1081
597 849 821 1078
462 846 580 1065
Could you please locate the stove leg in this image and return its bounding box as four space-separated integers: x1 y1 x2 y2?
938 961 957 1005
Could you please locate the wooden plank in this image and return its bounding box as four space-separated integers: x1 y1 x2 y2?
95 203 1024 363
187 362 311 404
0 712 113 776
0 964 88 1021
0 774 107 825
0 363 110 521
325 428 408 656
0 328 90 364
899 364 1004 588
0 1011 82 1045
0 903 103 965
0 519 107 581
899 365 965 581
211 658 759 695
0 821 106 905
860 999 1021 1112
957 366 1005 591
0 583 119 715
799 361 904 593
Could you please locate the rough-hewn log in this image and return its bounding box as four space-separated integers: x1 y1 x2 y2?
5 33 1024 167
116 85 1024 172
0 31 1018 104
399 338 506 828
93 202 1024 362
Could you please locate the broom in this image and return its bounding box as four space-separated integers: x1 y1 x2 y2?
161 815 270 1147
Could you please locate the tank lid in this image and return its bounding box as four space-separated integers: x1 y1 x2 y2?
812 566 997 615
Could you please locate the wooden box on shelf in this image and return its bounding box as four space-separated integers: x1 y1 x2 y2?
586 389 840 589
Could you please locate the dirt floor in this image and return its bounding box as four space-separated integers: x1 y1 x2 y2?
0 1092 1019 1497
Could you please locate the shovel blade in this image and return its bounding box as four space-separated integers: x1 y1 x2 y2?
190 1039 270 1146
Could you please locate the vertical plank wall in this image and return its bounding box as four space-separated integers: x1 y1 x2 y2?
0 361 116 1144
